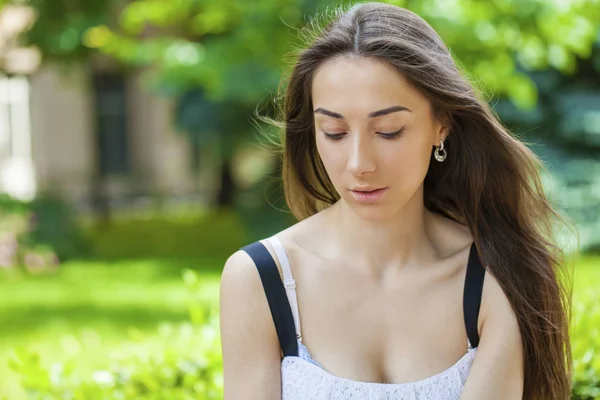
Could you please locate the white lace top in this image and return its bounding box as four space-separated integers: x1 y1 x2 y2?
283 339 477 399
263 236 478 400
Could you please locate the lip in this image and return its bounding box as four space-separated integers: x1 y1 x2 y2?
349 187 388 203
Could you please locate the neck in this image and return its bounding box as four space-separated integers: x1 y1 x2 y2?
324 187 434 275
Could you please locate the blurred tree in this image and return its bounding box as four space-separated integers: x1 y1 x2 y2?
493 41 600 251
2 0 599 216
0 0 113 63
77 0 600 107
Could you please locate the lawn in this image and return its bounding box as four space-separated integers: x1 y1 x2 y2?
0 254 598 399
0 257 222 399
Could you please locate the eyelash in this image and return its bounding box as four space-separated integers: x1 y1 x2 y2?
321 127 406 141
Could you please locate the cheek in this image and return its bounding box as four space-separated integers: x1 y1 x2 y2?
384 137 433 181
315 138 347 187
316 136 338 166
392 140 430 166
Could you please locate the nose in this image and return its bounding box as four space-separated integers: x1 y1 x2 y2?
347 135 376 176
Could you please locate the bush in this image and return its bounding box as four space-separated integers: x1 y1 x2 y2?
28 195 90 261
573 367 600 400
571 276 600 400
9 321 223 400
9 269 223 400
82 208 246 261
0 193 86 271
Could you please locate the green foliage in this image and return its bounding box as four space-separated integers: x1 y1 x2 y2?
0 193 29 214
82 208 247 260
79 0 600 109
0 252 222 398
571 256 600 399
9 321 223 400
28 195 90 261
19 0 113 62
8 269 223 400
0 193 86 270
574 367 600 400
12 0 600 139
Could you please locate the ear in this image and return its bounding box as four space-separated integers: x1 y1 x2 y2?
439 125 449 143
433 110 452 146
432 124 449 147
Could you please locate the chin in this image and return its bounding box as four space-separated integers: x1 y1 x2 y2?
342 199 399 222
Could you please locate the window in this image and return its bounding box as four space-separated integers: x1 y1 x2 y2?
0 74 35 200
92 72 129 176
0 74 31 160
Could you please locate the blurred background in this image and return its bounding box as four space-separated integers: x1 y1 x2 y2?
0 0 598 398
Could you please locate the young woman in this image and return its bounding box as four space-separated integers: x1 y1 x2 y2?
220 2 572 399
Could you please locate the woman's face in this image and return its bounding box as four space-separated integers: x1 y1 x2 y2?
311 55 446 221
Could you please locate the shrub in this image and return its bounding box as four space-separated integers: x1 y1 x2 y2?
28 195 90 261
0 194 82 271
82 208 246 261
9 269 223 400
571 277 600 399
9 321 223 400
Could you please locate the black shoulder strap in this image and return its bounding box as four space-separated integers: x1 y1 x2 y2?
241 241 298 357
463 242 486 348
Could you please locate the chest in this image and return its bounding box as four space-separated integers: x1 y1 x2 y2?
291 255 470 384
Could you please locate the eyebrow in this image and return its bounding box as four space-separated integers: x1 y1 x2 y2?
313 105 411 119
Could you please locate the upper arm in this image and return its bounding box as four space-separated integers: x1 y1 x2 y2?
219 249 282 400
460 271 524 400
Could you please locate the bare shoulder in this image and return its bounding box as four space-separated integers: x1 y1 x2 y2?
220 249 275 295
461 268 524 399
478 268 523 360
220 248 280 344
219 249 282 400
479 269 517 330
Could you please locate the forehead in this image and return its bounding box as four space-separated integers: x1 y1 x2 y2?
311 55 428 116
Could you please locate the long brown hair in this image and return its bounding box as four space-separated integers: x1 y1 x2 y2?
265 2 574 399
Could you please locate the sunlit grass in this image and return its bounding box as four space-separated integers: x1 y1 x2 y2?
0 254 598 399
571 254 600 394
0 258 222 399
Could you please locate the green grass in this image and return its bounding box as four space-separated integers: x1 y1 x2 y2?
0 254 598 399
571 255 600 397
0 258 222 399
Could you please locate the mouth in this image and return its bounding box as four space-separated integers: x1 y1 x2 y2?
349 187 388 203
351 188 385 193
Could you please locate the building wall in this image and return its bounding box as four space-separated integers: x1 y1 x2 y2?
29 63 95 203
23 63 197 207
127 70 197 198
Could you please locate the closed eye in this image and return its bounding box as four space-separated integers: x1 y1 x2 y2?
321 126 406 141
376 126 406 139
322 131 347 140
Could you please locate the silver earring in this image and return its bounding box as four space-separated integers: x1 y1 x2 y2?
434 139 447 162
